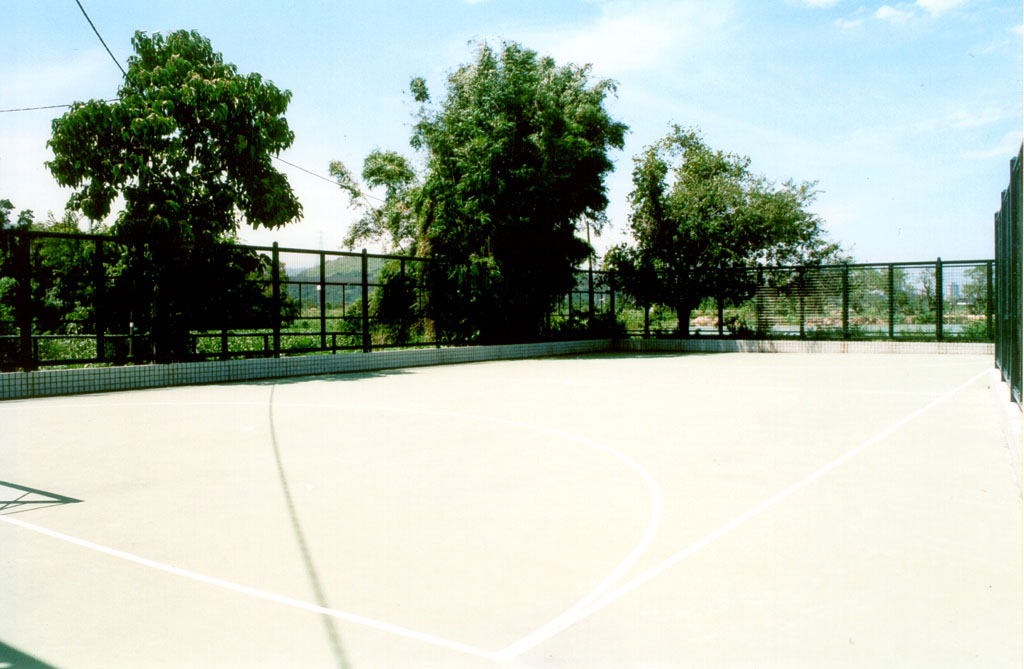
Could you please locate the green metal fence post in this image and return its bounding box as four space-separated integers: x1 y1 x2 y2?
717 268 724 337
15 232 34 371
319 252 327 351
399 257 408 346
272 242 281 357
361 249 370 353
841 263 850 339
987 260 994 341
995 213 1001 365
609 281 616 339
936 257 943 341
888 264 895 339
588 265 595 324
94 238 106 361
798 267 806 339
1013 148 1023 404
217 246 227 360
129 241 141 364
756 265 764 337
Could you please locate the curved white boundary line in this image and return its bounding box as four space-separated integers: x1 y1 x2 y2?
494 367 993 660
2 400 663 664
291 403 664 661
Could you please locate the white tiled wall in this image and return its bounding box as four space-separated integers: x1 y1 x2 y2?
617 339 995 355
0 339 993 400
0 340 613 400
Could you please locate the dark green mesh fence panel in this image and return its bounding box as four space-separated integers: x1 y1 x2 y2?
995 146 1022 406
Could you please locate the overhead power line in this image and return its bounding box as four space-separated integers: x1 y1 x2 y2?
74 0 127 77
0 104 360 200
274 157 339 186
0 99 119 113
4 103 369 205
274 156 386 204
0 103 79 113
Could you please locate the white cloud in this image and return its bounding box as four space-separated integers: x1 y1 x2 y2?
870 0 967 24
917 107 1012 134
963 131 1022 160
967 24 1022 56
947 107 1008 129
835 17 864 30
540 1 736 76
794 0 841 7
915 0 968 15
874 4 915 22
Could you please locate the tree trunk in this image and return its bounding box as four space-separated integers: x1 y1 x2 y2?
152 247 192 362
675 301 693 338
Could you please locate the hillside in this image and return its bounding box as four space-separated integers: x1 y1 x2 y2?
283 255 382 307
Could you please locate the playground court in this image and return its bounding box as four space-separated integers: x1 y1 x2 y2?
1 352 1020 668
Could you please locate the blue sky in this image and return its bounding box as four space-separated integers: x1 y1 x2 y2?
3 0 1021 262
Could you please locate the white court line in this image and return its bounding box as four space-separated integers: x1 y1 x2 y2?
3 366 990 662
0 513 504 662
496 367 993 661
266 402 664 656
2 402 663 664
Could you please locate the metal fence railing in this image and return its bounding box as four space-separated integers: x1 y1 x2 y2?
0 226 998 371
0 232 441 370
555 267 616 333
995 145 1022 407
609 260 995 342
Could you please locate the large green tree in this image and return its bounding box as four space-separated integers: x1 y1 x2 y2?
607 125 840 336
46 30 301 359
410 41 627 343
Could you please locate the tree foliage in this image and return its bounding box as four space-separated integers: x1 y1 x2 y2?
0 200 34 338
0 200 34 231
45 30 302 359
607 125 841 334
47 29 301 243
330 150 419 252
0 204 114 369
410 41 627 342
961 265 990 315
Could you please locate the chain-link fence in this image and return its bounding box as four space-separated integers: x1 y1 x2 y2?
609 260 994 342
552 268 618 337
995 145 1022 406
0 227 998 371
0 232 444 370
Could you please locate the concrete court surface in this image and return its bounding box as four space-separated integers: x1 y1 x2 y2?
0 352 1020 668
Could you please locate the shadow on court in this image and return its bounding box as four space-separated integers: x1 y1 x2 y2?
0 482 81 516
0 640 59 669
267 384 352 669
